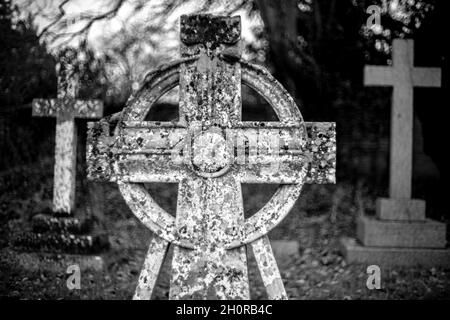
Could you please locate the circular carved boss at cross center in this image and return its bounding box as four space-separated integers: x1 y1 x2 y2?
190 127 233 178
116 57 308 250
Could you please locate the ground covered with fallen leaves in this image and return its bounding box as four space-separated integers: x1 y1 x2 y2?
1 161 449 299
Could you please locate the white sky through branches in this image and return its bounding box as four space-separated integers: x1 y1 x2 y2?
16 0 260 56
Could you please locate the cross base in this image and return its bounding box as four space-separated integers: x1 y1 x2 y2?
340 237 450 267
13 232 108 255
13 213 109 255
269 240 300 260
376 198 426 221
31 213 93 234
340 193 449 267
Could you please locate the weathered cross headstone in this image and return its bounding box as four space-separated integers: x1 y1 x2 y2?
14 49 108 260
88 14 336 299
341 39 450 267
33 51 103 215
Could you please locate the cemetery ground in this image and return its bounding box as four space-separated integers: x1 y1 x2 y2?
0 161 449 300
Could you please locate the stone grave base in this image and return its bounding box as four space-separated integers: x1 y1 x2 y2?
269 240 300 260
357 216 446 248
340 237 450 268
11 213 110 255
1 248 104 273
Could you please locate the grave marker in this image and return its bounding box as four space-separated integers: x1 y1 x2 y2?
87 14 336 300
341 39 450 267
13 49 108 259
32 50 103 215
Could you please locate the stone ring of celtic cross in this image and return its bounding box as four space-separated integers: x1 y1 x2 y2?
113 57 309 250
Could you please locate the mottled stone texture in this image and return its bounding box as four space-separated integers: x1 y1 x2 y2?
32 213 92 234
87 14 336 299
20 49 107 256
13 231 108 254
342 39 448 267
180 15 240 48
172 14 249 300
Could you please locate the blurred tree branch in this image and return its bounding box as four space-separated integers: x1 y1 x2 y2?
32 0 250 47
38 0 127 45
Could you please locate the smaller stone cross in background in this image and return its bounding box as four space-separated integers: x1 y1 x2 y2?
32 51 103 215
14 49 108 260
364 39 440 201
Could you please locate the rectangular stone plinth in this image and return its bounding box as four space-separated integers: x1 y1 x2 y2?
376 198 426 221
340 237 450 267
357 216 446 248
13 231 109 254
269 240 300 260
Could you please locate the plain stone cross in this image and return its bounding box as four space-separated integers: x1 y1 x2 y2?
87 14 335 300
364 39 441 199
33 55 103 215
341 39 446 265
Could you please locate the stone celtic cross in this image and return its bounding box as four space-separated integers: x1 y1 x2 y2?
33 49 103 215
87 14 336 300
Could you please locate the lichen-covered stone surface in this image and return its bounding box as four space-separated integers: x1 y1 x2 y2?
32 99 103 119
31 214 91 234
12 212 109 255
13 231 108 254
21 49 107 256
52 115 77 214
87 14 336 300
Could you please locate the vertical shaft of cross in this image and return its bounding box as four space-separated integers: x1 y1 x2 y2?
169 15 249 300
390 40 414 198
53 64 79 214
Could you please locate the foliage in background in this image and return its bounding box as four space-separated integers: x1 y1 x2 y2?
0 0 55 109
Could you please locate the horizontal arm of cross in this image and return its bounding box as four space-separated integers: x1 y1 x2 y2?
365 65 441 88
226 122 307 184
87 121 188 183
364 65 395 86
304 122 336 184
87 120 335 185
228 122 336 184
33 98 103 119
412 67 441 87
